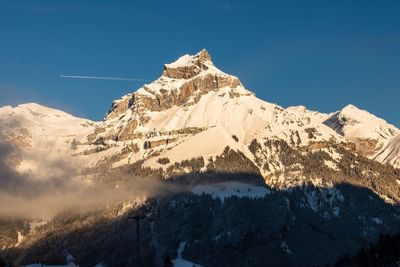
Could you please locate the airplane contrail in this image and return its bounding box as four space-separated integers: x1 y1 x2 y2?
60 75 148 81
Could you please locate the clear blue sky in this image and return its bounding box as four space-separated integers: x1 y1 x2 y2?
1 0 399 126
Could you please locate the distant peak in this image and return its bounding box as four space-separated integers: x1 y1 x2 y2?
325 103 391 133
341 104 359 112
17 103 57 113
18 102 45 109
339 104 372 120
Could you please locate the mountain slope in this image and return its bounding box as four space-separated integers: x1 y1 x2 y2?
0 103 96 179
374 134 400 168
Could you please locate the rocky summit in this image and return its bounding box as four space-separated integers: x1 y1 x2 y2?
102 49 247 141
1 50 400 266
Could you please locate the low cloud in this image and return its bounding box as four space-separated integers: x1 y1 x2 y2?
0 133 181 219
0 178 177 219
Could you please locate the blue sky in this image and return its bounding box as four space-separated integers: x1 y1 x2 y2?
1 0 399 126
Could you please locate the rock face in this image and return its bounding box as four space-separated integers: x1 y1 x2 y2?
163 49 212 79
105 49 243 120
101 49 249 142
104 94 134 120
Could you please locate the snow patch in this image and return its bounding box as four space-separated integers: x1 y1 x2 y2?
324 160 339 171
15 231 24 247
302 185 344 217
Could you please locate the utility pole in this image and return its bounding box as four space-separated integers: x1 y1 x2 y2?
129 215 145 265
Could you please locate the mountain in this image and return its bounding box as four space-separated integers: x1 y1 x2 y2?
82 49 400 191
2 50 399 184
1 50 400 266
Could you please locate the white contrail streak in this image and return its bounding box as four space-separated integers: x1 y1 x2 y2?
60 75 148 81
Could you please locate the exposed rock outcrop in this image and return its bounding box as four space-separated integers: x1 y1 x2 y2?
163 49 212 79
98 49 250 142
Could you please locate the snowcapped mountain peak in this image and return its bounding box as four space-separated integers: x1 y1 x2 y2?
197 48 212 60
324 104 399 156
162 49 227 80
164 49 212 70
324 104 374 135
327 104 397 131
17 103 69 116
341 103 358 110
104 49 251 122
339 104 375 123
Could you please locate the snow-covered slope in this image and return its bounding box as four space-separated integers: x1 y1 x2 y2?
0 103 97 179
374 134 400 168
